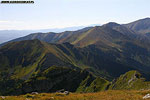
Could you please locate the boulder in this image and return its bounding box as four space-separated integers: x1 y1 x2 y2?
143 94 150 99
31 92 38 95
64 91 69 95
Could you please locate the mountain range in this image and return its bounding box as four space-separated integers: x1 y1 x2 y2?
0 26 86 44
0 18 150 95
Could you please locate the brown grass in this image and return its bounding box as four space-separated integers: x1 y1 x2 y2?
1 90 150 100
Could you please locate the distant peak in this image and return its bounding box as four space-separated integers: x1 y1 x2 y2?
106 22 120 25
136 17 150 22
143 17 150 20
103 22 121 28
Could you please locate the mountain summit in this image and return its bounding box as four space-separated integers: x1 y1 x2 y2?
124 17 150 34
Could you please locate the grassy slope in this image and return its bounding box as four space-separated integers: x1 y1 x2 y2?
1 24 150 80
0 39 148 81
124 18 150 34
18 66 99 94
0 39 110 75
0 40 110 95
57 25 150 79
1 40 150 95
109 70 150 90
0 40 46 80
76 77 109 92
1 90 150 100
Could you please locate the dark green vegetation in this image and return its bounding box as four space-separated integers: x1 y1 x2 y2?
0 40 110 95
1 18 150 95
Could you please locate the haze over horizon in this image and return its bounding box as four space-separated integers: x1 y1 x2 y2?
0 0 150 30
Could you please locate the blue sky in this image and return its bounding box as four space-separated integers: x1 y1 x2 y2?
0 0 150 30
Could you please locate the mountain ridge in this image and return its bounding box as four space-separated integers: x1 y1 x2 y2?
1 18 150 95
124 17 150 34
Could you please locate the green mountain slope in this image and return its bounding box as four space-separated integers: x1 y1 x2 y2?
1 39 150 95
109 70 150 90
16 66 109 95
0 39 45 80
1 36 150 80
0 40 111 95
0 40 130 80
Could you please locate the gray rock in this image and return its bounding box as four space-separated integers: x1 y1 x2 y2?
143 94 150 99
31 92 38 95
64 91 69 95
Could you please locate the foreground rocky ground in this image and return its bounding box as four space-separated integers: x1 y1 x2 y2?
1 90 150 100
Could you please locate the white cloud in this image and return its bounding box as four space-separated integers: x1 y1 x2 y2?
0 20 10 23
0 20 24 24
